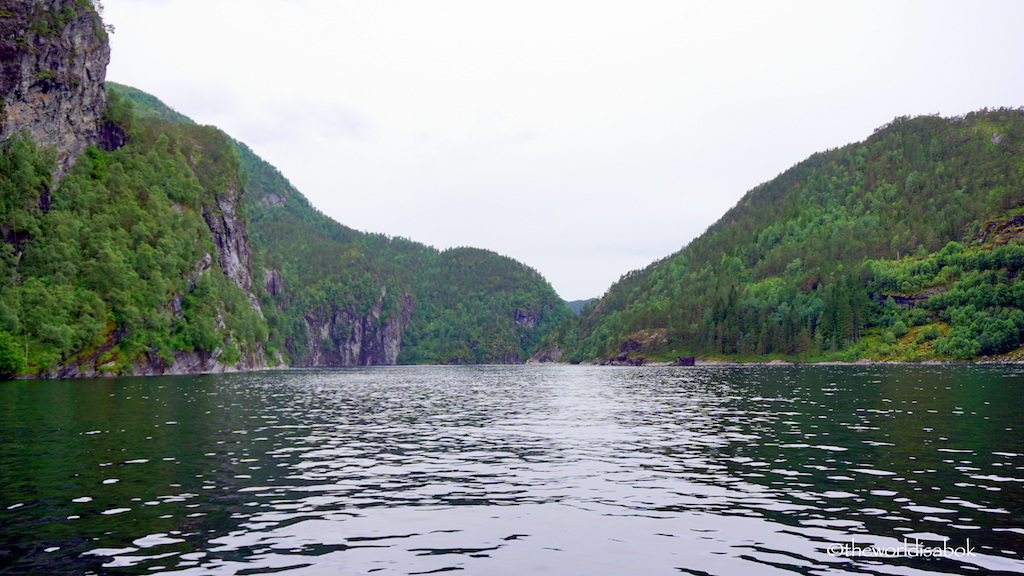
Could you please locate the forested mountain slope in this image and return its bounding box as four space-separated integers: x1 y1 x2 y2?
0 91 271 376
108 85 571 368
553 110 1024 363
0 1 273 377
0 1 568 378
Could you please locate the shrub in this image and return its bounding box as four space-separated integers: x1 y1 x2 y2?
0 331 23 378
916 324 941 343
935 332 981 360
892 320 908 338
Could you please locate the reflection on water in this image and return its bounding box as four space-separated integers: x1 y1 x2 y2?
1 365 1023 575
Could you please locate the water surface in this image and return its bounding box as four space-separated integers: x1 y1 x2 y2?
1 364 1022 575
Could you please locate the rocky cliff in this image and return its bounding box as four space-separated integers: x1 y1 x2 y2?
29 123 277 379
204 185 257 295
149 126 270 375
298 287 413 367
0 1 278 378
0 0 114 177
193 139 264 316
258 266 414 367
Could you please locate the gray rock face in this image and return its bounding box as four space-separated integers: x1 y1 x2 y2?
134 348 267 377
263 269 285 297
202 189 255 294
527 345 564 363
258 192 285 208
514 309 539 329
301 289 413 366
0 0 112 177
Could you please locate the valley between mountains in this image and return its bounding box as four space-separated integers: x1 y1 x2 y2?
2 1 1024 378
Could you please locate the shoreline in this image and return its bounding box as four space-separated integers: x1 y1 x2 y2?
7 357 1023 381
617 358 1024 367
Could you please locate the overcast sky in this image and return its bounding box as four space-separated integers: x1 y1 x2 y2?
102 0 1024 301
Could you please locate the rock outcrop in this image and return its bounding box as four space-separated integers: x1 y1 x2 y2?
873 286 950 310
514 309 539 329
263 269 285 297
133 348 268 377
603 329 668 366
51 348 268 379
0 0 114 177
300 288 413 366
527 344 564 363
202 183 260 303
975 214 1024 246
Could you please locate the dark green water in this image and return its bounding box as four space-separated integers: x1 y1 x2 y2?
0 364 1022 575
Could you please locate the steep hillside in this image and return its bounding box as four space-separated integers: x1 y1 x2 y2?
0 100 272 376
554 109 1024 363
0 2 273 376
0 3 569 378
238 125 570 366
398 247 568 364
108 85 571 367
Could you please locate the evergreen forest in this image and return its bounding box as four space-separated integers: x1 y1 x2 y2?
551 110 1024 364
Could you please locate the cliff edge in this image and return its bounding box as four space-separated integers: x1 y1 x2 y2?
0 0 115 177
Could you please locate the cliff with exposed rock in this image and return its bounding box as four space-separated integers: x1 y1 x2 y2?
0 0 117 177
300 289 414 366
0 2 570 379
0 1 279 378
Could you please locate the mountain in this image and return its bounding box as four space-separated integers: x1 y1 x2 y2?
5 2 1021 377
549 110 1024 364
0 2 568 378
566 299 596 316
1 80 273 376
223 113 570 366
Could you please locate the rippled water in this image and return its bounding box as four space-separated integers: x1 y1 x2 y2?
1 365 1023 575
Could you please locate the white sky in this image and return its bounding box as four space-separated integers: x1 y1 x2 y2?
102 0 1024 301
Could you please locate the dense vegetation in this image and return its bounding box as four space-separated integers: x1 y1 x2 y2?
8 74 1021 374
231 113 571 365
398 247 569 363
0 83 570 376
60 85 569 370
555 109 1024 363
0 91 267 375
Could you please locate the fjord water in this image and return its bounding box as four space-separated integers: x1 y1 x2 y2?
1 366 1023 575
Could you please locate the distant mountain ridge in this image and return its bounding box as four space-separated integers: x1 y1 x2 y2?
566 299 596 316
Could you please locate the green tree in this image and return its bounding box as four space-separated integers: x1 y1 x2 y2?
0 331 22 378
